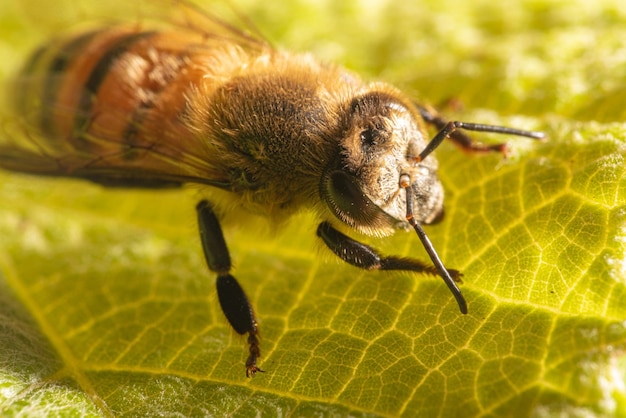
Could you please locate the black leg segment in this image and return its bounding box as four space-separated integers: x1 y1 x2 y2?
317 221 466 312
196 200 263 377
216 274 255 335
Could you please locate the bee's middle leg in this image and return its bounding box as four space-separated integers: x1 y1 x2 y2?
196 200 263 377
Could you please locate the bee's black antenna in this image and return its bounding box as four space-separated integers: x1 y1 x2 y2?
415 120 545 163
401 175 467 314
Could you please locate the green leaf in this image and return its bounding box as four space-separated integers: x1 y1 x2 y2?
1 0 626 416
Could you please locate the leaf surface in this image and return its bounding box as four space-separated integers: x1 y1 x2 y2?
0 0 625 416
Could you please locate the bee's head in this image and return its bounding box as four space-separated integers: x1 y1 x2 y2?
320 88 444 236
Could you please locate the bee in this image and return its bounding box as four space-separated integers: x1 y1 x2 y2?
0 1 544 377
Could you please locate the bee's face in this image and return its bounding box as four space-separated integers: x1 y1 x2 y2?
321 89 444 236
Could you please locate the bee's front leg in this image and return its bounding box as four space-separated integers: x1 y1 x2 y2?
316 221 465 309
196 200 263 377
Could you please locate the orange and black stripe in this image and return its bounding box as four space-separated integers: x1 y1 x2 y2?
40 30 100 136
72 30 157 149
11 26 237 186
17 29 164 152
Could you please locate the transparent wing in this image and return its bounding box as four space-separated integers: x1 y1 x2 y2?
2 64 236 188
1 0 271 189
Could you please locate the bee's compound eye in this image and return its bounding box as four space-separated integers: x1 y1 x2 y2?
320 170 396 231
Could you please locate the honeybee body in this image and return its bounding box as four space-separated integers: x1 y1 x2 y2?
10 25 440 228
2 8 543 376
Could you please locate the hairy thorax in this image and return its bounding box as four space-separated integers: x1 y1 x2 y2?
186 50 365 217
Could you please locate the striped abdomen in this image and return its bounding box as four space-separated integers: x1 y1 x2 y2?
8 26 251 187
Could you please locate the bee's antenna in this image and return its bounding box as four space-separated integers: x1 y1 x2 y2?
401 174 467 314
414 120 545 163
